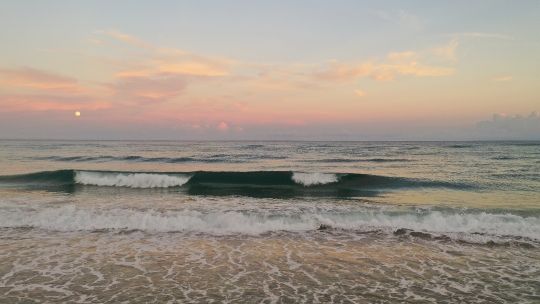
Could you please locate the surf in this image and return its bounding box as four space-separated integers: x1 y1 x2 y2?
74 171 191 188
0 170 476 197
1 202 538 245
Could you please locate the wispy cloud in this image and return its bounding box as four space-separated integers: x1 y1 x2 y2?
375 9 424 30
312 61 376 84
312 55 454 84
355 90 366 97
0 68 90 95
454 32 512 39
0 31 457 128
106 75 188 104
104 31 233 78
0 94 110 112
490 76 513 82
432 32 511 63
434 39 459 61
98 31 455 90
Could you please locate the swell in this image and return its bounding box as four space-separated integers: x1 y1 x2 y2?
0 170 475 196
32 154 287 163
303 158 413 163
0 169 75 185
0 204 538 245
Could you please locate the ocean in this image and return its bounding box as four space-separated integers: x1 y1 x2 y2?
0 140 539 303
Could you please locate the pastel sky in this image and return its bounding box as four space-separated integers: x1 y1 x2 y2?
1 1 539 140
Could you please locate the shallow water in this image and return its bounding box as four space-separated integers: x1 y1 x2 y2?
2 229 539 303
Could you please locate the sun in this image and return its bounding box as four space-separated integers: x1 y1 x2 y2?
75 111 81 116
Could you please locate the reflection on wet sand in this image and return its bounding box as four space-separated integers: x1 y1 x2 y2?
1 229 539 303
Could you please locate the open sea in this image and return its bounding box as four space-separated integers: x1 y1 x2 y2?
0 140 539 303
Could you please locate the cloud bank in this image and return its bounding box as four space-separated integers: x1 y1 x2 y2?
475 112 540 140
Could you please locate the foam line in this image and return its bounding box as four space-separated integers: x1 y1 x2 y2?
2 204 539 243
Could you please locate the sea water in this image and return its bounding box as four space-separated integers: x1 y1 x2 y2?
0 140 539 302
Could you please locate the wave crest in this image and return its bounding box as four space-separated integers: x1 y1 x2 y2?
292 172 339 186
74 171 191 188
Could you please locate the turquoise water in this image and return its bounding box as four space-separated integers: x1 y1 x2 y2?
1 140 539 302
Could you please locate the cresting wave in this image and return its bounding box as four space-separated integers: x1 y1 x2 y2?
0 170 474 196
74 171 191 188
291 172 338 186
0 204 538 244
75 172 340 188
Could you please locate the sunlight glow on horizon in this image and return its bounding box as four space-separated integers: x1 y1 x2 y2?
0 1 539 140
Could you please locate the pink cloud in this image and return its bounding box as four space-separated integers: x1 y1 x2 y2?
490 76 513 82
355 90 367 97
109 75 188 104
312 59 454 84
104 31 231 78
0 68 90 94
217 122 229 131
0 94 111 112
312 61 376 84
0 32 461 134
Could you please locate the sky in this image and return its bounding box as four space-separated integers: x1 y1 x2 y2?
0 1 539 140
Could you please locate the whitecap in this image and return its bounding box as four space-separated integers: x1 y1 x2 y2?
291 172 339 186
74 171 191 188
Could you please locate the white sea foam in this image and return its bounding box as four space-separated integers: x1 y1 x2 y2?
0 206 312 234
74 171 191 188
292 172 339 186
1 204 539 243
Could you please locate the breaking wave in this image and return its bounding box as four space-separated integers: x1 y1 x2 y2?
0 169 475 196
74 171 191 188
292 172 338 186
0 203 538 244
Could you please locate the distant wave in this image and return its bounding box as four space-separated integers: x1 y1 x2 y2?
491 156 516 160
32 154 287 163
0 170 475 196
34 155 248 163
306 158 412 163
362 158 412 162
448 144 475 148
0 204 538 244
